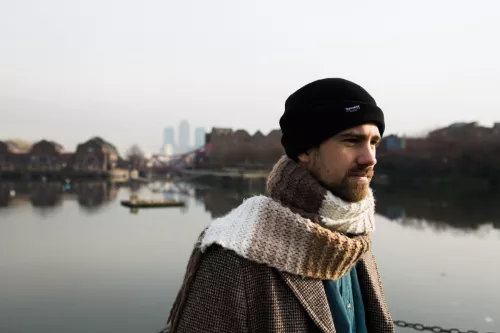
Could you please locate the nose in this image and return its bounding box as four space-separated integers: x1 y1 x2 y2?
357 144 377 167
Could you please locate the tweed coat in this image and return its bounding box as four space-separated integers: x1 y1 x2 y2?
163 157 394 332
163 244 394 333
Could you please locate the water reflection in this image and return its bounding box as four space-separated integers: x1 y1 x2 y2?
74 182 119 210
194 186 254 219
2 179 500 232
373 185 500 232
0 180 120 212
30 182 64 207
191 182 500 232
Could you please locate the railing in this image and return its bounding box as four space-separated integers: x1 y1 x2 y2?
158 319 496 333
394 319 496 333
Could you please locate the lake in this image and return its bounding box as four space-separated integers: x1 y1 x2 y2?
0 180 499 333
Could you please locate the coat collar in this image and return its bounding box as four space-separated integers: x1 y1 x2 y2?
355 252 395 332
280 272 336 333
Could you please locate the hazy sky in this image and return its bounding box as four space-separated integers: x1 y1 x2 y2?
1 0 499 154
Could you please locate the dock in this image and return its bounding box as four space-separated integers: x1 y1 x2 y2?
120 195 185 209
180 169 269 180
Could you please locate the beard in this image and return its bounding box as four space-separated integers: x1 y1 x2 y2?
307 152 374 203
318 167 374 203
327 175 371 202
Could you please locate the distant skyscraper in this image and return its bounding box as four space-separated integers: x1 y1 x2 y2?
163 127 175 145
194 127 206 148
163 127 175 156
178 120 190 154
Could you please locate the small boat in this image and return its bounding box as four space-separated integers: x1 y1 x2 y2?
120 199 185 208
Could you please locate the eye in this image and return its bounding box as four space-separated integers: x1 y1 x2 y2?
344 139 358 145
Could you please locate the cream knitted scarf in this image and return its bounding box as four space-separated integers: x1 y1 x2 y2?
199 156 375 280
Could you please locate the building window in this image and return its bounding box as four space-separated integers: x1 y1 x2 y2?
82 154 100 171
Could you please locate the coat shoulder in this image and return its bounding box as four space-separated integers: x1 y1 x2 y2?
174 245 249 333
202 245 318 332
201 244 248 268
200 244 290 283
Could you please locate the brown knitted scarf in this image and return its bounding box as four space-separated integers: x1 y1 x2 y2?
165 156 375 331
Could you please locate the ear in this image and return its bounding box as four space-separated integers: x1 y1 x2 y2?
297 152 311 164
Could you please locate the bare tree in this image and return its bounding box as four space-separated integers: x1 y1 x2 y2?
126 144 146 169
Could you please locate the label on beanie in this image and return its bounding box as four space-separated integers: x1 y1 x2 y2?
345 105 361 112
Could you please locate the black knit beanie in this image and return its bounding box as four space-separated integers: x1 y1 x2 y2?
279 78 385 160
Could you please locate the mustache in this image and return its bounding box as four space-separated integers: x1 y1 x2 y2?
347 166 374 178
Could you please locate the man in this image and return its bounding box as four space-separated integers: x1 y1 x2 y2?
162 78 394 333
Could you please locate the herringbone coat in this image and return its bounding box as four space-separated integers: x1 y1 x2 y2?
163 244 394 333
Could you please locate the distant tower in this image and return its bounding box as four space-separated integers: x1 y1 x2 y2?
163 127 175 145
178 120 191 154
194 127 206 148
163 127 175 156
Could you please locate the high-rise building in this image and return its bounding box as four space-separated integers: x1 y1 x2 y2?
163 127 176 156
194 127 206 148
163 127 175 145
178 120 190 154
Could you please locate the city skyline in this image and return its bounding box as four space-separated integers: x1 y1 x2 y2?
4 119 500 157
1 120 283 156
161 121 206 156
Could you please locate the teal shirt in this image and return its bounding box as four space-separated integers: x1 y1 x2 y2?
323 265 368 333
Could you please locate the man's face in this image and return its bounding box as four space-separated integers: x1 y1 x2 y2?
298 124 381 202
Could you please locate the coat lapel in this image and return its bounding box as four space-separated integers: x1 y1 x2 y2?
281 251 395 333
356 251 395 333
280 272 336 333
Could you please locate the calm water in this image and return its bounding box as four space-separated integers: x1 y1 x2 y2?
0 181 499 333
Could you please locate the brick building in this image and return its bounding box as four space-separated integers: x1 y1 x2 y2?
0 141 14 172
0 136 120 179
0 141 27 174
204 127 284 167
26 140 65 173
71 140 109 174
428 122 496 142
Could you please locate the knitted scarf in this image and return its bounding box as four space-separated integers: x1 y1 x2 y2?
200 155 375 280
166 156 376 331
